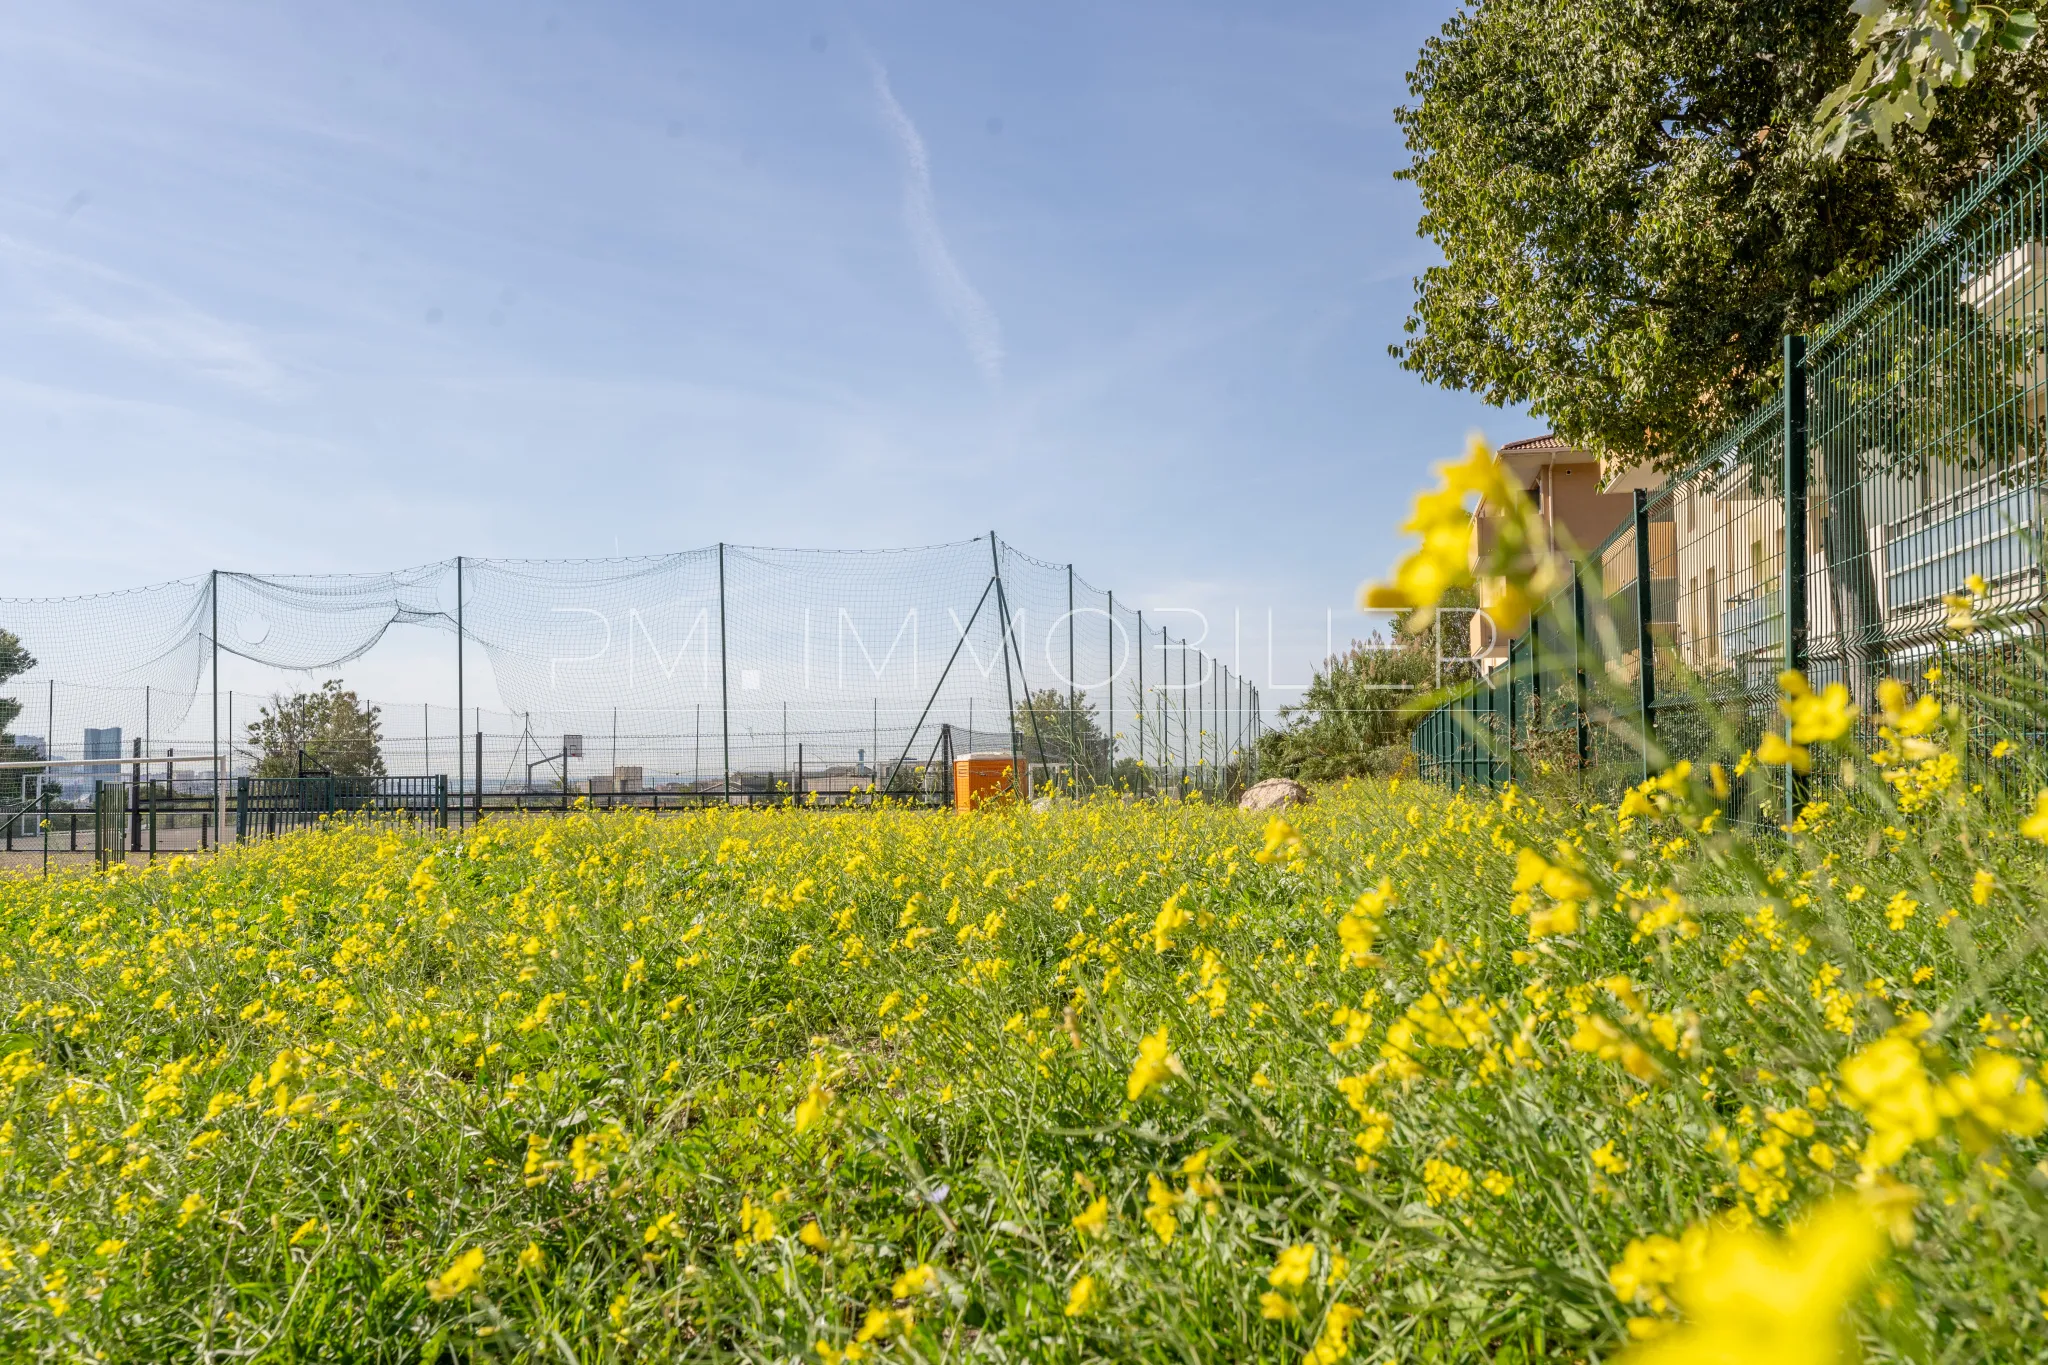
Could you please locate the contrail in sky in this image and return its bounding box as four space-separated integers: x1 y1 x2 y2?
868 61 1004 384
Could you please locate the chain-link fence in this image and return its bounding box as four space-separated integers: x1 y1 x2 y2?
1415 113 2048 808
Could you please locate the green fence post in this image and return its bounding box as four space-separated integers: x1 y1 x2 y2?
1572 569 1590 773
1499 663 1515 789
1633 489 1656 783
1783 333 1810 824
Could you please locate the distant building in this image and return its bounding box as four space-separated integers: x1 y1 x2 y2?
84 727 123 784
1468 435 1647 671
585 766 645 796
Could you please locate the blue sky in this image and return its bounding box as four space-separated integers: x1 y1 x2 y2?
0 0 1541 709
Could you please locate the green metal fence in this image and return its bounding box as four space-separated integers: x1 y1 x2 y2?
234 775 448 841
1415 113 2048 804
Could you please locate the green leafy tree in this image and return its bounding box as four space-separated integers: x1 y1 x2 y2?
1011 689 1110 776
0 630 39 768
247 681 386 779
1818 0 2040 155
1255 639 1436 783
1393 0 2048 468
1394 1 2048 705
1255 594 1482 782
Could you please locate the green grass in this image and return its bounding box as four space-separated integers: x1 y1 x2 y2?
0 726 2044 1361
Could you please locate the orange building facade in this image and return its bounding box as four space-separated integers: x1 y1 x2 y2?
1466 435 1647 671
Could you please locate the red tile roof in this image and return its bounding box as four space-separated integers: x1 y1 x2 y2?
1497 433 1576 457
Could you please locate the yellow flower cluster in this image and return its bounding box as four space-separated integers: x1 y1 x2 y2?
1362 435 1560 634
1839 1036 2047 1167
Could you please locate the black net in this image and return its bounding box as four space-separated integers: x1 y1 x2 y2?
0 536 1262 800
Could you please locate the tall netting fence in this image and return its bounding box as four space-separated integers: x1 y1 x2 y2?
1414 113 2048 807
0 537 1264 822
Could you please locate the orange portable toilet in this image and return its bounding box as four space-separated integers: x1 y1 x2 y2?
953 752 1020 811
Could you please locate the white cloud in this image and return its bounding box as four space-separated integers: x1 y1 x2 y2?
867 61 1004 385
0 235 291 396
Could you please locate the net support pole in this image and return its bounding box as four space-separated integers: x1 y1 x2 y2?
456 555 465 825
1003 564 1052 785
1066 564 1077 792
718 542 732 804
1135 609 1145 793
210 570 222 840
1633 488 1657 783
989 533 1024 799
891 575 994 781
1179 640 1188 797
1166 639 1175 793
1244 680 1253 783
1783 332 1810 823
1214 661 1224 795
1105 590 1115 785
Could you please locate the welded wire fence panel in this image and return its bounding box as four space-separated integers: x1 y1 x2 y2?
1806 118 2048 705
1414 113 2048 803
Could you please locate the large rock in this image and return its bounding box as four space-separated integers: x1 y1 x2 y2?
1238 777 1312 812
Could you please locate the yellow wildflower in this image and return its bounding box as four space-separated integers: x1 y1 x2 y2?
1256 818 1304 865
2023 791 2048 845
737 1197 778 1245
1338 879 1390 968
1126 1027 1178 1101
1939 1052 2048 1150
426 1245 485 1301
1259 1290 1300 1321
892 1264 937 1298
1778 671 1856 744
1150 888 1192 954
1755 732 1811 774
1363 434 1554 634
1143 1173 1181 1244
794 1080 831 1134
1421 1158 1471 1206
1620 1199 1883 1365
1267 1244 1316 1291
1304 1302 1363 1365
1838 1037 1939 1168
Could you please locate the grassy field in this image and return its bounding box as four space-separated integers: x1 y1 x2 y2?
0 703 2045 1361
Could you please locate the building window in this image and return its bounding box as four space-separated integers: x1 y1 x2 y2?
1688 575 1700 661
1706 566 1719 660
